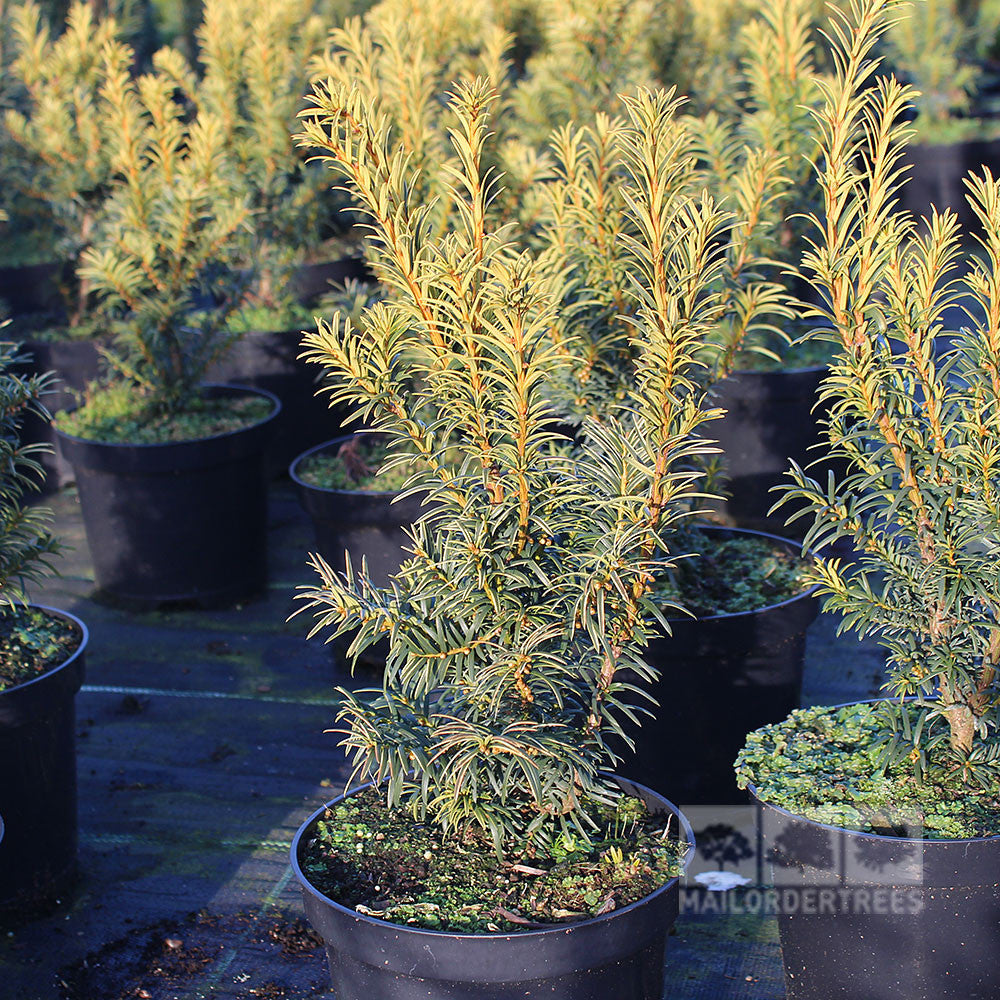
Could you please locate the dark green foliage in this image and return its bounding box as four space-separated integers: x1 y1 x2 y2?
0 341 60 606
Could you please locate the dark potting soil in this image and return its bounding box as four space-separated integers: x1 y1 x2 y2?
659 526 811 617
735 702 1000 839
299 786 688 933
56 387 273 444
0 604 80 692
297 435 416 492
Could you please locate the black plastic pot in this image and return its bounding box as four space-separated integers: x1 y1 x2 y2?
292 776 694 1000
0 260 64 318
621 526 819 805
290 435 429 588
55 384 279 606
900 138 1000 235
710 366 829 535
205 328 345 475
0 606 87 921
291 255 371 304
17 335 105 491
749 772 1000 999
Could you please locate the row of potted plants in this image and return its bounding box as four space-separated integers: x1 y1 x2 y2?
285 0 1000 996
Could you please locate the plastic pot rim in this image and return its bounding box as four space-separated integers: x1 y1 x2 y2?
0 603 88 698
52 382 281 450
666 523 821 623
291 773 696 942
289 432 420 500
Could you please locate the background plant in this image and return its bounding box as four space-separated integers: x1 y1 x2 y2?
294 78 734 852
0 340 60 605
306 0 552 249
2 1 129 321
884 0 981 143
778 0 1000 786
535 99 795 430
78 52 251 415
188 0 331 321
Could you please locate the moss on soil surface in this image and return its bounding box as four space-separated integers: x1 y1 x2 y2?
0 605 80 692
57 384 273 444
735 702 1000 839
223 303 314 334
659 526 811 617
300 786 688 933
297 436 417 492
733 335 836 373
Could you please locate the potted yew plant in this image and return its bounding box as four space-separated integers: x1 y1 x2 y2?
736 1 1000 996
189 0 362 471
288 78 738 998
52 56 279 606
1 2 132 488
535 57 818 802
886 0 998 234
0 341 88 921
694 0 837 536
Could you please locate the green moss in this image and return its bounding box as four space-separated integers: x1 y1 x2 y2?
300 787 689 933
223 302 314 334
56 382 273 444
14 317 119 344
297 436 418 492
732 333 837 373
735 702 1000 839
658 526 811 616
0 606 80 692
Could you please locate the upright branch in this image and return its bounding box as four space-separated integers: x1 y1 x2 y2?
777 0 1000 786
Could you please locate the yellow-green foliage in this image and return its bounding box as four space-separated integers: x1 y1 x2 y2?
510 0 673 146
781 0 1000 787
536 97 794 425
192 0 330 309
3 2 129 319
885 0 979 140
307 0 548 240
79 54 251 413
295 77 729 851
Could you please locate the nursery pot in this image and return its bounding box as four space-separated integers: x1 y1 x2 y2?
622 526 819 805
291 254 371 304
749 770 1000 1000
290 435 429 588
17 335 105 492
291 776 694 1000
0 260 65 318
205 329 345 475
710 366 829 535
55 384 279 606
0 606 87 920
900 138 1000 236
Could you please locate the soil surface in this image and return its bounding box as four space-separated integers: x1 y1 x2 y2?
0 605 81 691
